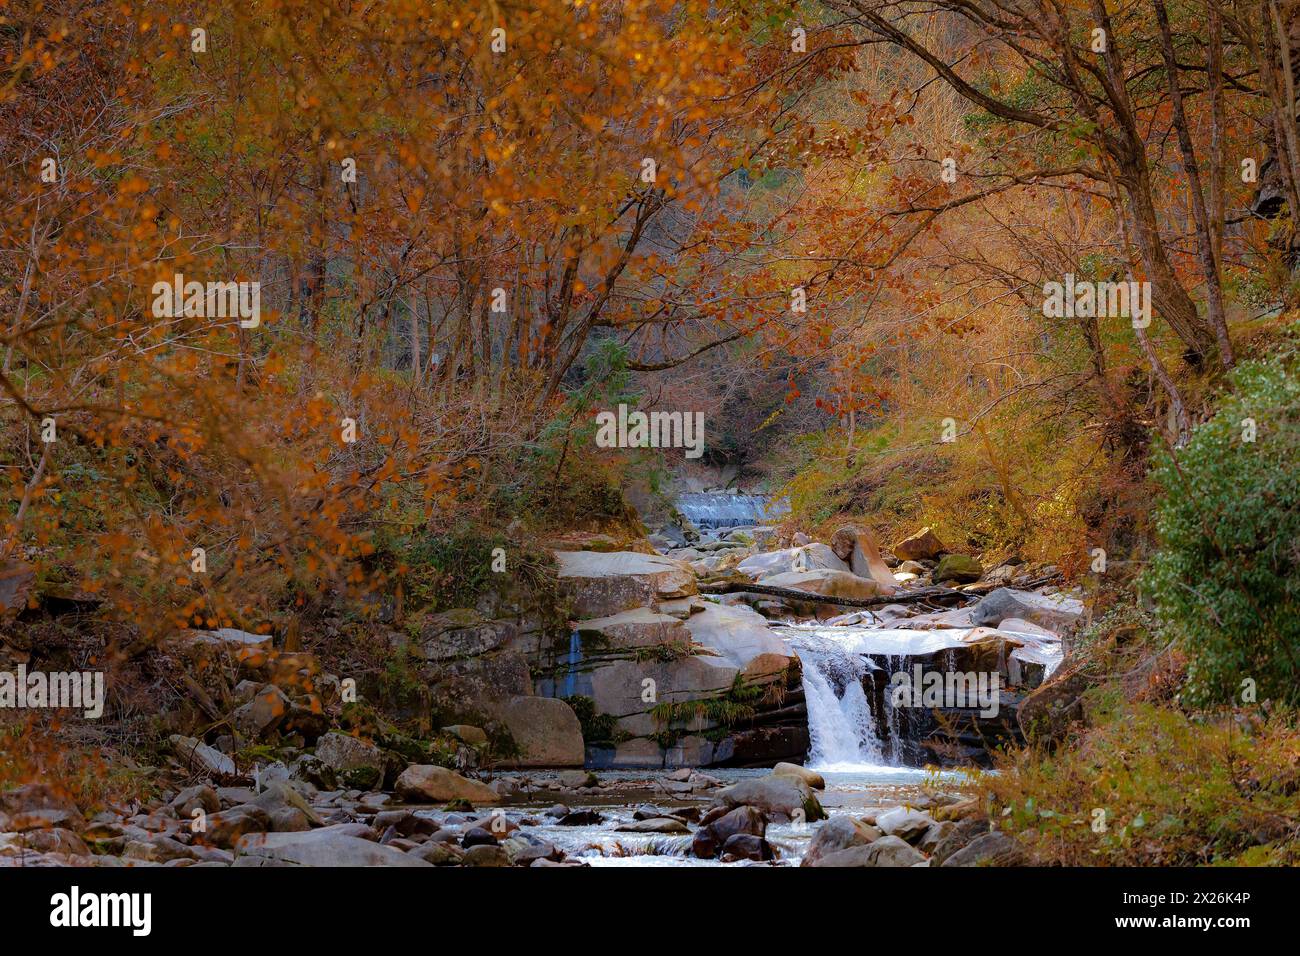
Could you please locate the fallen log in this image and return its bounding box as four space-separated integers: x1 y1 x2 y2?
696 574 1060 608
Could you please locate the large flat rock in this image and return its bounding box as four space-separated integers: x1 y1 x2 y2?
555 551 696 618
736 544 849 581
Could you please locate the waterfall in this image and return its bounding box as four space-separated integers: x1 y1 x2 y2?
787 630 889 771
675 493 789 530
562 631 581 698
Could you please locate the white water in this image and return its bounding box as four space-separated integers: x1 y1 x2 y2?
787 628 892 772
675 492 789 530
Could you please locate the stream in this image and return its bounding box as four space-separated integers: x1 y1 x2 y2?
481 767 941 866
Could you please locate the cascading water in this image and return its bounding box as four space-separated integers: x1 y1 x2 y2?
785 629 890 770
562 631 581 698
675 493 789 530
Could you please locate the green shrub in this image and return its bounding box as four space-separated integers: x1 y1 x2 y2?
1143 349 1300 706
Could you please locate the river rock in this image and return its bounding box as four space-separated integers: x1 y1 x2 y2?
874 806 936 842
830 526 898 589
940 830 1025 867
0 784 81 826
461 826 497 848
808 834 924 867
16 827 90 856
202 804 271 848
918 821 956 854
800 816 883 866
736 545 849 580
124 835 194 863
462 843 510 867
235 829 432 867
248 782 326 828
771 762 825 790
502 832 561 865
575 608 691 649
409 841 464 865
555 551 697 618
692 804 766 858
498 696 584 767
557 809 603 826
169 735 237 777
442 724 489 747
170 785 220 819
759 569 892 611
684 601 792 674
394 765 502 805
971 588 1083 631
170 627 274 656
314 732 383 789
617 817 690 834
721 833 772 862
230 684 291 740
713 775 823 824
893 527 946 562
933 554 983 584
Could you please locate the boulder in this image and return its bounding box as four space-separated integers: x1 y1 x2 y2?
829 526 898 590
393 765 502 805
502 832 561 865
720 833 772 862
408 841 464 865
555 551 697 618
808 834 924 867
230 684 290 740
202 804 271 848
410 609 517 662
800 816 883 866
169 735 236 777
940 830 1025 867
0 560 35 618
462 843 511 867
692 804 766 858
933 554 982 584
248 782 326 828
917 820 956 854
736 545 849 580
874 806 936 842
759 569 891 611
683 602 793 676
498 696 584 767
442 724 489 747
124 836 195 863
893 527 946 562
313 732 384 789
713 774 824 823
170 785 220 819
575 608 692 650
171 627 274 655
1017 665 1096 743
771 762 825 790
971 588 1083 631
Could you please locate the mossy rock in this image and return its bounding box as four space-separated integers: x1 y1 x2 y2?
339 765 382 790
933 554 983 584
